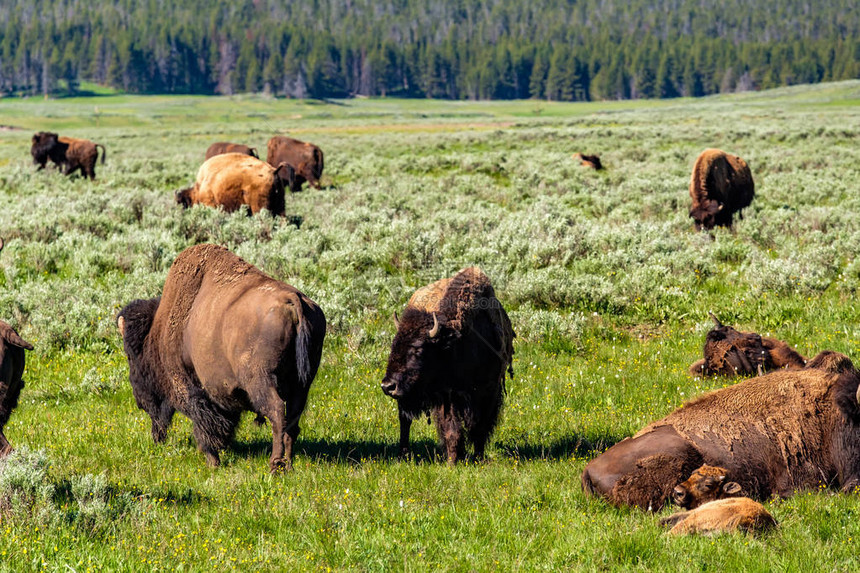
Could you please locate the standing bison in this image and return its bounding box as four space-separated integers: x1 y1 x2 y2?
689 313 806 377
30 131 105 180
266 136 324 192
175 153 295 216
689 148 754 230
582 351 860 509
381 267 515 464
0 320 34 457
117 244 326 471
205 142 259 160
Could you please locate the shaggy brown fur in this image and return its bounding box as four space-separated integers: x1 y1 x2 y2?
671 464 743 509
661 497 777 536
583 352 860 508
175 153 294 216
30 132 105 179
688 313 805 377
117 244 326 471
573 153 603 170
266 136 324 191
205 142 259 160
382 267 515 463
0 321 33 457
689 148 754 230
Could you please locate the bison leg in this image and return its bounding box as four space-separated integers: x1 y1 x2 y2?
150 402 175 443
434 404 465 465
0 432 11 457
398 406 412 458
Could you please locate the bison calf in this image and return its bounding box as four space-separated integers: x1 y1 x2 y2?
672 464 743 509
381 267 515 464
661 497 776 536
689 313 805 377
117 244 326 471
0 320 34 457
689 148 754 230
573 153 603 170
176 153 295 216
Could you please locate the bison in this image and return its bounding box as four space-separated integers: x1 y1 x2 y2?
205 142 259 160
266 136 324 192
573 153 603 170
671 464 743 509
117 244 326 471
175 153 295 216
381 267 515 464
660 497 777 536
30 131 105 179
689 313 806 377
689 148 754 230
0 319 34 457
582 351 860 510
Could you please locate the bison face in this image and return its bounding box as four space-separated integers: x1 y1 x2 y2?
690 199 724 230
30 132 60 165
672 465 742 509
175 186 194 208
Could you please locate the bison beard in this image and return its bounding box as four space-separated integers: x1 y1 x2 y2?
381 268 514 464
117 244 326 471
582 351 860 509
0 320 34 457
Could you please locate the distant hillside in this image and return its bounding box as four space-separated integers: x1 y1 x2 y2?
1 0 857 100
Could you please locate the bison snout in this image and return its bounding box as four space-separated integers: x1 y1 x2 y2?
381 379 402 398
672 486 690 507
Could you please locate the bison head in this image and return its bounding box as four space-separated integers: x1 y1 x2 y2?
381 309 458 414
118 297 174 442
690 199 724 230
30 131 60 166
672 464 742 509
175 185 194 208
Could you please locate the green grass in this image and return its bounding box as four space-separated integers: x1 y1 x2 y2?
0 82 860 570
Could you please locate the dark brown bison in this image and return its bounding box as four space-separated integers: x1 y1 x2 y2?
689 313 806 377
117 244 326 471
0 320 34 457
30 132 105 180
266 136 324 192
582 351 860 510
381 267 515 464
175 153 295 216
205 142 259 160
689 148 754 230
573 153 603 170
671 464 743 509
660 497 777 536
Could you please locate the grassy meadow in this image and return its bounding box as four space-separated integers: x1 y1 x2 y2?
0 82 860 570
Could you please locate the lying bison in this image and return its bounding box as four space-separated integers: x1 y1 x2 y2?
689 148 754 230
175 153 295 215
661 497 776 536
582 351 860 510
117 244 326 471
0 320 34 457
689 313 806 377
573 153 603 170
30 131 105 179
381 267 515 464
205 142 259 160
266 136 324 192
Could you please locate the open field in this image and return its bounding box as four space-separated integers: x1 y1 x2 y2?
0 82 860 570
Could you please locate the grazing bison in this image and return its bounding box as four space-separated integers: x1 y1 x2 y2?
266 136 324 192
0 320 34 457
671 464 743 509
205 142 259 160
573 153 603 170
175 153 295 216
582 351 860 509
689 148 754 230
381 267 515 464
661 497 776 536
689 313 806 377
117 244 326 471
30 132 105 179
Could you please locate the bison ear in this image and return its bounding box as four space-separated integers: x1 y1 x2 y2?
118 315 126 338
723 481 742 495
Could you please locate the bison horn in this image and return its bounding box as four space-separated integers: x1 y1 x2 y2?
393 311 400 329
708 311 723 327
717 203 724 211
428 312 440 338
117 315 126 338
0 237 4 252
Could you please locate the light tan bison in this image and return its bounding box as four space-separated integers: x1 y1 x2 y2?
661 497 777 536
689 148 754 230
175 153 295 216
266 136 324 192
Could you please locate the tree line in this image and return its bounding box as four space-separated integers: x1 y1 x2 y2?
0 0 857 100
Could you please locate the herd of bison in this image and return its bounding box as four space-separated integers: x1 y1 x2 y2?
0 130 849 536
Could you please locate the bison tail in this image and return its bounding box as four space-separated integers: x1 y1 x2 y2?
293 303 313 387
97 144 106 164
313 148 324 181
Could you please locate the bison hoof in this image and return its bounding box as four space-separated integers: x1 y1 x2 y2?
269 458 292 474
0 445 13 458
253 414 267 427
204 452 221 468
